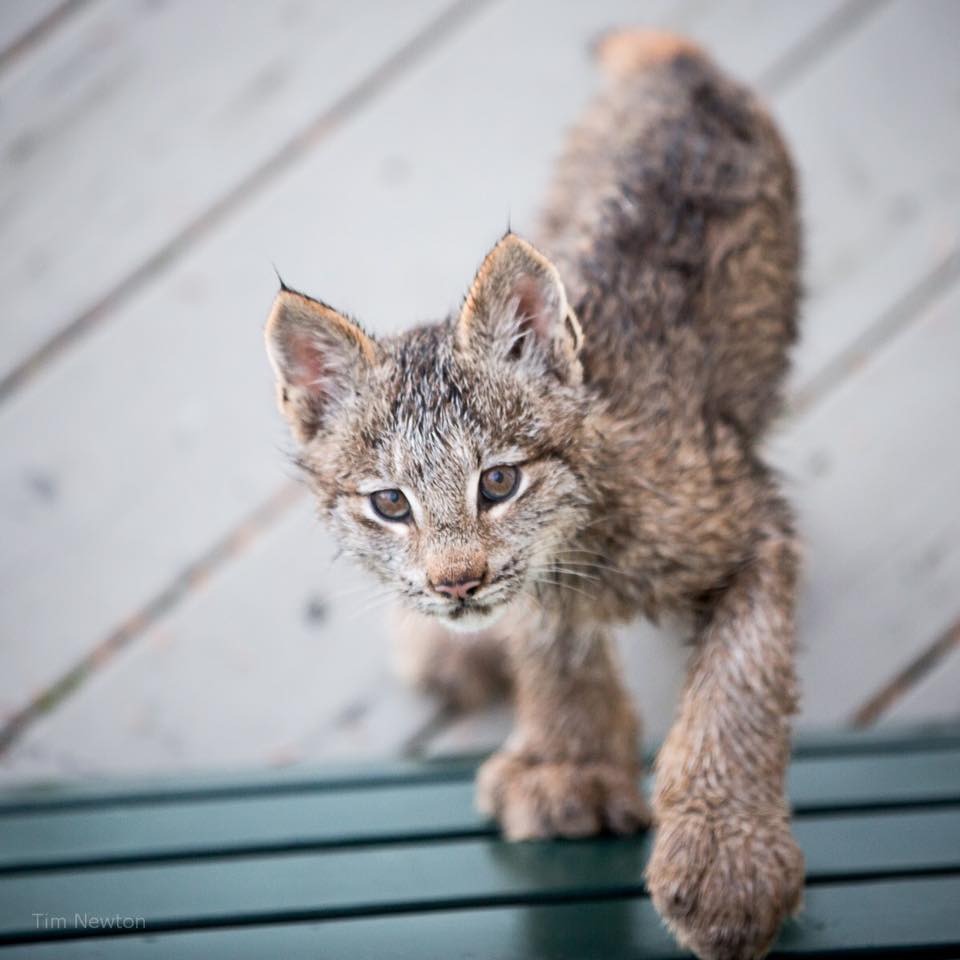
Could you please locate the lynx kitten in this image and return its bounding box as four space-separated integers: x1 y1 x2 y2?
266 30 802 960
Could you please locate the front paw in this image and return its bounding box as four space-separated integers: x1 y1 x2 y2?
645 808 804 960
476 750 650 840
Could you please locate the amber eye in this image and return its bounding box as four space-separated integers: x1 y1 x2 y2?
370 489 411 521
479 465 520 504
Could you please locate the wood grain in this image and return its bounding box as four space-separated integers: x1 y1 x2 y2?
0 0 851 763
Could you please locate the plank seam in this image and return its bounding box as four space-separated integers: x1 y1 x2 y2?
4 800 960 875
852 615 960 727
0 0 92 74
0 482 304 755
758 0 892 96
2 868 960 947
3 735 959 813
2 763 959 820
790 247 960 417
0 0 498 406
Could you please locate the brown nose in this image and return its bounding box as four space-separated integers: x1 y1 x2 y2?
431 576 483 601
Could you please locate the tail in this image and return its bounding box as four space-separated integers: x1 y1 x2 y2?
593 28 706 80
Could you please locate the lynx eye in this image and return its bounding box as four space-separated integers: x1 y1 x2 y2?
479 465 520 504
370 489 411 521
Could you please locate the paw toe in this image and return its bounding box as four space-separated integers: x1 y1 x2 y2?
477 753 649 840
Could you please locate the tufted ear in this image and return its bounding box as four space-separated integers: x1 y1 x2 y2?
265 286 379 443
456 233 583 383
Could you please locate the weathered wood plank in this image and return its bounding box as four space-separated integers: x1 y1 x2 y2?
778 0 960 393
0 0 850 375
1 747 958 871
0 0 69 60
882 644 960 726
0 0 463 389
2 874 958 958
0 0 484 727
2 805 959 942
0 0 850 761
5 0 958 775
769 278 960 726
3 723 957 814
0 498 410 776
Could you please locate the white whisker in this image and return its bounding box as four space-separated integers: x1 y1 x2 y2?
527 574 597 602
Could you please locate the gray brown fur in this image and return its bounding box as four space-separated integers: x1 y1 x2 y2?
266 29 802 960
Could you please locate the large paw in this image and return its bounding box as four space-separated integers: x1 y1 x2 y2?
476 751 650 840
645 809 804 960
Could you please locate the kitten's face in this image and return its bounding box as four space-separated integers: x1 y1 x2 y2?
266 234 588 631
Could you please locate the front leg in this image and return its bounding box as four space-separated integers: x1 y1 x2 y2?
646 521 804 960
477 620 649 839
391 607 511 711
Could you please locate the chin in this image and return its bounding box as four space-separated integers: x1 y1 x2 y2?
438 601 510 635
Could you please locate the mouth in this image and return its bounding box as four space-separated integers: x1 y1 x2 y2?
416 570 523 633
432 595 510 633
446 600 494 621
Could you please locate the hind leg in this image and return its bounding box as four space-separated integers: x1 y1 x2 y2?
391 607 511 711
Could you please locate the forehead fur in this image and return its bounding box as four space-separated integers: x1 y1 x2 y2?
324 320 585 488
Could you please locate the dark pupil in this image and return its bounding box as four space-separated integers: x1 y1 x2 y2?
374 489 407 518
482 466 516 500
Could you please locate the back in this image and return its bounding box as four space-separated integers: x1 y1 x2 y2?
537 31 800 440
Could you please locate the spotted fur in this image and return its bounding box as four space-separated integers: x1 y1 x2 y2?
266 30 802 960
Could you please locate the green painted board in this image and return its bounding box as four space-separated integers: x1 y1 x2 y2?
0 732 958 954
0 807 958 944
0 875 958 958
787 746 960 810
3 725 958 815
0 757 479 816
0 781 481 871
788 724 960 758
2 748 959 872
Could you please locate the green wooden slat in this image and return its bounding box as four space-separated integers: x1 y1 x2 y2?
2 748 959 872
0 756 479 816
789 723 960 758
0 807 957 944
2 725 957 815
0 875 958 957
0 781 480 871
787 746 960 810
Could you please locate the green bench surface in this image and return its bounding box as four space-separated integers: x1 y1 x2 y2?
0 727 958 957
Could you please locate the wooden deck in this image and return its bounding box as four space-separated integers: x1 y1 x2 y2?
0 0 958 783
0 729 958 955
